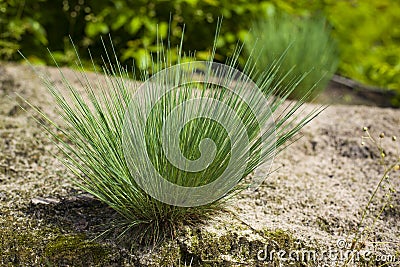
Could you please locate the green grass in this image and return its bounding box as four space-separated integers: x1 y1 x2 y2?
246 12 339 100
23 25 323 244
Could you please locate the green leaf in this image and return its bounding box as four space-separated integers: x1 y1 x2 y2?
128 17 142 35
85 22 109 37
111 14 129 30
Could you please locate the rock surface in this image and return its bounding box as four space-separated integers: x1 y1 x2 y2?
0 62 399 266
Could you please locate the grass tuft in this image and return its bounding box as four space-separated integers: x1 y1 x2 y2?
246 12 339 100
22 24 324 244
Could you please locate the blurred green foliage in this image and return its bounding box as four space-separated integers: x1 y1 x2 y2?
272 0 400 105
0 0 266 68
325 0 400 92
0 0 399 101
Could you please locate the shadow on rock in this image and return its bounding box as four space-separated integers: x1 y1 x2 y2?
26 190 120 237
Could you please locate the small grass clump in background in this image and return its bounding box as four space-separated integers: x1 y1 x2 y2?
23 25 323 244
246 12 339 100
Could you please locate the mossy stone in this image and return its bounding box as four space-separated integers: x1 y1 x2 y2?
44 234 110 266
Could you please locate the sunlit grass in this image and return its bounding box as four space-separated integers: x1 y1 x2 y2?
23 25 324 244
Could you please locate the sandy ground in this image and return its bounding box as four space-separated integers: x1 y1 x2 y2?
0 62 399 266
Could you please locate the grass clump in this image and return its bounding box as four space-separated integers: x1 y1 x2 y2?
246 12 339 99
24 24 324 244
